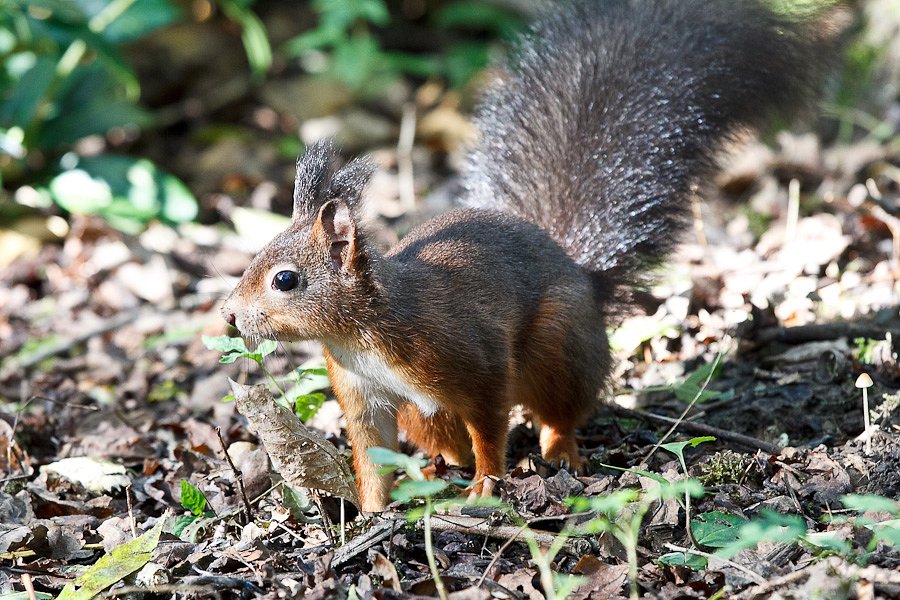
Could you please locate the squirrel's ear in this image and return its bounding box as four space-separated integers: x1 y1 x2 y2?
316 200 357 273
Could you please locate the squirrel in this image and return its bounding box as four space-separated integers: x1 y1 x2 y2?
222 0 836 512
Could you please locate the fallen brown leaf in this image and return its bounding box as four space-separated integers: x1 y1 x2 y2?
229 381 360 509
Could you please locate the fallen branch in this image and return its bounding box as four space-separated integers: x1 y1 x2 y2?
612 405 782 455
748 322 899 346
332 518 403 566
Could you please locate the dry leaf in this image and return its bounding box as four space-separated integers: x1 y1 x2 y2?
229 381 360 509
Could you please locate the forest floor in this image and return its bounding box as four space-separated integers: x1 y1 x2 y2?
2 7 900 600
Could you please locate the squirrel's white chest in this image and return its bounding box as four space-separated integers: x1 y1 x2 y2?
328 346 441 417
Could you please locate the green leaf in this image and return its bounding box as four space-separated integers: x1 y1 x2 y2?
282 25 343 55
660 436 716 468
803 530 853 555
841 494 900 515
282 485 312 519
0 55 56 129
76 0 181 43
300 367 329 377
293 392 326 422
552 573 589 598
657 551 708 569
391 479 448 502
871 519 900 547
675 361 722 403
254 339 278 358
597 462 669 485
432 1 524 37
648 478 705 502
576 489 641 516
332 33 385 89
171 514 197 537
46 155 197 231
49 168 114 214
219 0 272 77
37 98 151 148
367 447 426 480
180 480 208 517
202 335 249 354
57 518 163 600
715 511 807 559
691 511 748 548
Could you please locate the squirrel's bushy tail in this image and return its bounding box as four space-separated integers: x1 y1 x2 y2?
464 0 838 294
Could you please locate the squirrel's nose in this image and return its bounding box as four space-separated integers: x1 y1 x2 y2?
224 312 236 327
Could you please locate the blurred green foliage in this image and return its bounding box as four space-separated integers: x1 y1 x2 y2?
0 0 198 230
284 0 524 92
0 0 895 234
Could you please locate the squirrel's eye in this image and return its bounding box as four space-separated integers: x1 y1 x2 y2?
272 270 300 291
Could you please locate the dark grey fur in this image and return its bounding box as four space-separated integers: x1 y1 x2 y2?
292 139 375 220
464 0 829 293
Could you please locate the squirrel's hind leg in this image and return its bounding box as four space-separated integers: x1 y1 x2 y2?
518 294 611 473
397 404 474 467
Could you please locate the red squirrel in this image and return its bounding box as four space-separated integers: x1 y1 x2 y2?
222 0 835 512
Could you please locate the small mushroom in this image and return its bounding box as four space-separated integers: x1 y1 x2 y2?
855 373 874 455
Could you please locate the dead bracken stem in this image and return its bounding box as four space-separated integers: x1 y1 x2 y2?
311 490 335 546
340 498 346 546
215 426 253 523
126 484 137 538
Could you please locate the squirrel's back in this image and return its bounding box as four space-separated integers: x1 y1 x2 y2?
465 0 837 293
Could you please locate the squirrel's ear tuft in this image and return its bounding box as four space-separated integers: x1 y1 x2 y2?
317 200 357 273
292 140 374 222
292 140 335 221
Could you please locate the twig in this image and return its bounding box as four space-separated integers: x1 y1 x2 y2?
733 557 900 600
476 521 529 588
397 102 417 213
690 187 707 248
125 484 137 538
0 309 141 378
427 513 590 552
310 490 335 546
641 350 725 465
332 517 402 566
786 179 800 243
110 574 264 596
612 405 782 455
214 427 253 523
475 511 592 589
663 543 766 585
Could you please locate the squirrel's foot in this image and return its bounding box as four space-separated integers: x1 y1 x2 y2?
539 425 584 474
466 475 498 501
536 452 585 477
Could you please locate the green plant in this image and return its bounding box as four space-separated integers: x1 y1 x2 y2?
216 0 271 79
283 0 523 93
173 479 215 536
829 494 900 560
368 447 450 600
202 335 330 422
697 450 753 486
569 480 705 600
0 0 200 231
